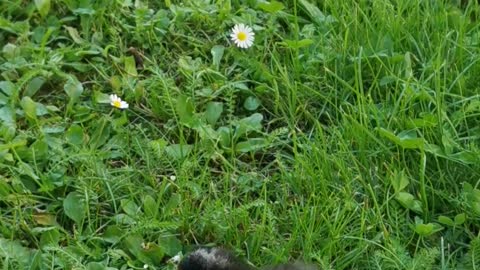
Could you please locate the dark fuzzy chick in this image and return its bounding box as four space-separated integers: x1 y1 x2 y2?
178 247 253 270
178 247 316 270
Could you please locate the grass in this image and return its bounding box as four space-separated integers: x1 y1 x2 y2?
1 0 480 269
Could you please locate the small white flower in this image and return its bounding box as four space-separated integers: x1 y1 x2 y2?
143 264 149 269
170 175 176 181
230 24 254 49
109 94 129 109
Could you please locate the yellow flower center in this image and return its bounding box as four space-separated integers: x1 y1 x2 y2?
237 32 247 41
112 100 122 108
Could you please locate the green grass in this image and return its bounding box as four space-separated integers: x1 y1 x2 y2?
1 0 480 269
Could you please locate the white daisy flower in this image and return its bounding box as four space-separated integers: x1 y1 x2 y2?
109 94 129 109
230 24 254 49
170 175 177 181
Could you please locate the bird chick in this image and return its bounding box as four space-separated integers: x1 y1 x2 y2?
178 247 316 270
178 247 252 270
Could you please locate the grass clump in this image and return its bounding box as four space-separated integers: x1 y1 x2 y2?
1 0 480 269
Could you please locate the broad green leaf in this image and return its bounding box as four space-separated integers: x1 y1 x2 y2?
2 43 19 59
33 213 57 226
395 191 423 214
121 199 141 217
74 50 100 57
165 144 193 160
472 201 480 216
0 180 12 198
397 130 424 149
377 128 424 149
112 214 136 225
25 76 46 97
450 151 478 165
211 45 225 69
217 126 232 148
0 238 34 267
17 149 33 166
379 75 396 86
0 81 15 96
0 150 13 163
110 75 122 91
299 0 328 24
0 105 16 124
86 262 105 270
158 236 182 256
29 138 48 161
235 138 268 153
414 223 433 236
123 234 144 260
377 128 402 146
0 92 7 105
72 8 95 15
34 0 51 17
124 235 164 265
163 193 181 216
193 124 218 140
438 216 454 226
258 1 284 12
46 105 60 112
18 162 40 180
143 195 157 218
102 225 125 244
414 222 443 236
64 26 84 44
176 95 195 126
20 96 37 121
407 113 438 128
124 56 138 77
63 192 86 225
205 101 223 126
424 143 444 157
178 56 202 74
35 102 49 116
32 25 46 43
66 124 84 145
89 118 111 148
141 243 164 265
94 91 111 104
454 213 466 225
39 229 60 248
235 113 263 138
391 170 409 193
463 182 474 193
233 82 249 91
64 78 84 103
410 200 423 214
42 126 65 134
3 137 27 150
244 96 261 111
